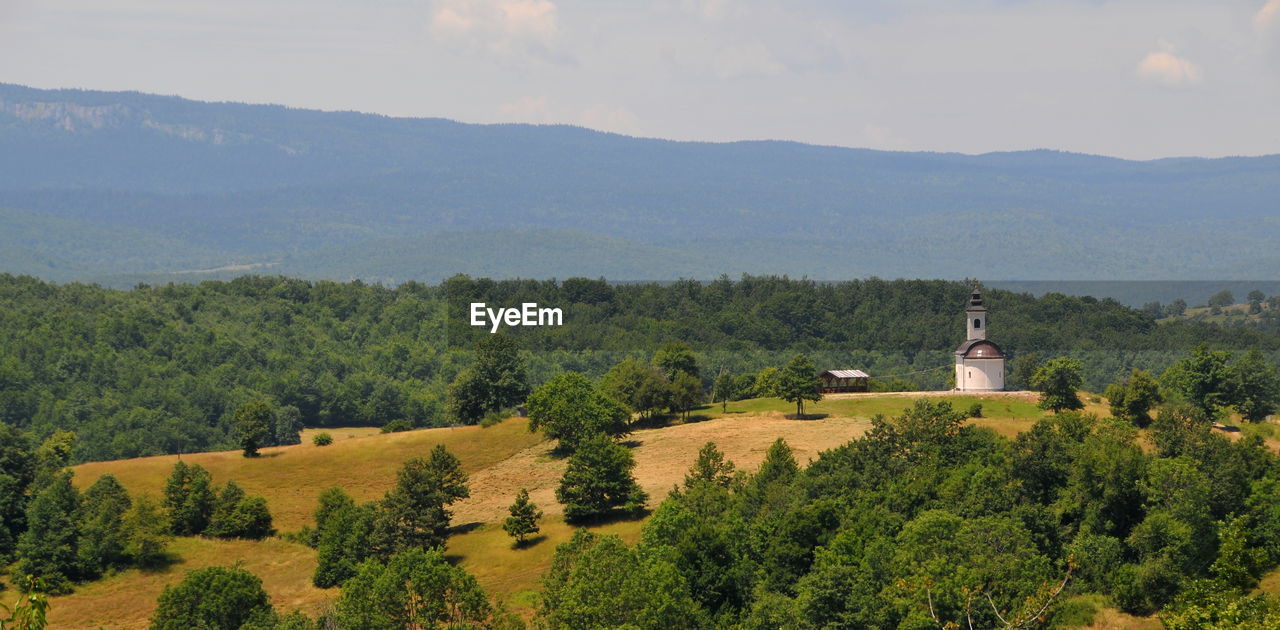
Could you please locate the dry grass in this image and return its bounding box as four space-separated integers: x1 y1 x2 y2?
1078 607 1165 630
72 419 545 532
46 537 330 630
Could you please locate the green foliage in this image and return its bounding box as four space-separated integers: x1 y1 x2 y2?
1163 345 1237 419
670 371 703 421
527 372 630 452
538 530 706 629
1106 368 1163 427
334 548 493 630
556 434 648 522
76 474 132 577
1031 356 1085 412
774 354 820 417
0 578 50 630
446 335 531 425
652 342 699 381
312 432 333 446
503 488 541 546
965 402 983 418
162 461 215 536
1208 290 1236 308
711 371 737 413
372 444 469 555
150 566 273 630
684 442 736 489
234 400 274 457
599 359 671 420
1230 349 1280 422
313 501 376 588
0 424 35 564
15 472 81 594
206 481 274 540
379 419 412 434
120 495 171 568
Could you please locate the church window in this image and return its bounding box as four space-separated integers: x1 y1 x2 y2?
974 318 981 329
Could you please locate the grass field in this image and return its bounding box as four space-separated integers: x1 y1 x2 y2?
51 391 1155 629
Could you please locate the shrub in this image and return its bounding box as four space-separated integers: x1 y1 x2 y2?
480 409 507 428
380 419 412 434
150 566 273 630
311 433 333 446
966 402 984 418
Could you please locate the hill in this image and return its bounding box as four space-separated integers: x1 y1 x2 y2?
50 393 1050 628
3 83 1280 283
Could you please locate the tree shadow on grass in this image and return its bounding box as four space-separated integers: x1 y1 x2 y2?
563 508 652 528
450 521 485 535
785 413 829 421
136 551 183 574
510 534 548 550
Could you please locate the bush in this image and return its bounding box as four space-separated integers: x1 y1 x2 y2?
151 566 274 630
380 419 413 434
966 402 983 418
311 433 333 446
480 409 507 428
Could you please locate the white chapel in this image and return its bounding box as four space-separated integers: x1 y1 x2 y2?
954 283 1005 391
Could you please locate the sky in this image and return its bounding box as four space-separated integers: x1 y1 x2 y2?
1 0 1278 160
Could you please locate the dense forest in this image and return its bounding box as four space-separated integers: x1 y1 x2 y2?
1 273 1278 463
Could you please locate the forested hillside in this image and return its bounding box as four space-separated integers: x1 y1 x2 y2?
3 83 1280 283
2 273 1278 463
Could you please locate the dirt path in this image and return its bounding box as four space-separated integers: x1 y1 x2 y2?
452 413 872 524
823 390 1040 401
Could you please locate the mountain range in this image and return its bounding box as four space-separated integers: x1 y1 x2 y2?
2 82 1278 289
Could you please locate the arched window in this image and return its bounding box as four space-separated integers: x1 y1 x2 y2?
973 318 982 329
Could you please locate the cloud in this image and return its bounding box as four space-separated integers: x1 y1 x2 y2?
1135 42 1202 87
1257 0 1280 33
712 42 785 79
579 105 639 136
429 0 562 61
498 95 552 122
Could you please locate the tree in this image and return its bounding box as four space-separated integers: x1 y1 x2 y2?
653 342 699 381
446 335 531 425
775 354 820 418
527 372 630 452
121 495 171 568
1009 352 1042 391
206 482 273 540
1030 356 1085 412
599 358 671 419
162 462 215 536
670 371 703 421
1106 369 1163 428
150 566 274 630
271 405 303 447
557 433 648 522
1162 345 1236 419
1230 349 1280 422
313 502 376 588
538 530 705 630
15 473 81 594
234 400 274 457
1208 290 1235 308
753 367 780 398
373 445 469 554
0 579 50 630
712 370 738 413
0 424 35 564
503 488 541 546
334 549 493 630
1165 299 1188 317
32 430 75 489
77 474 132 577
684 442 736 489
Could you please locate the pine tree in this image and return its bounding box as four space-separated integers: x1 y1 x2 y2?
16 472 82 594
684 441 736 489
503 488 542 546
372 445 469 555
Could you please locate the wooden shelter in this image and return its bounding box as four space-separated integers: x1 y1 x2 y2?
819 369 870 393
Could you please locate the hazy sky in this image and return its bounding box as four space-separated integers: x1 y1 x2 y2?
2 0 1278 159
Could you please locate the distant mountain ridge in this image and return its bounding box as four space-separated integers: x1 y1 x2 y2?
2 82 1278 285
